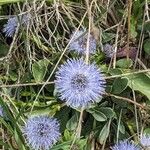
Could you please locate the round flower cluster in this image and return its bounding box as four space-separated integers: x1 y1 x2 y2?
69 29 97 54
112 140 140 150
140 134 150 148
55 59 106 108
3 13 31 37
103 43 115 58
23 115 60 150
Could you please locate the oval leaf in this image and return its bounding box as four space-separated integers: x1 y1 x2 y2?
99 122 110 144
112 77 128 94
32 59 49 82
127 73 150 100
91 110 107 122
144 39 150 55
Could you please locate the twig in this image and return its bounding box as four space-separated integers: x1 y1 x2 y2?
127 0 132 59
105 93 146 109
104 69 150 79
0 81 54 88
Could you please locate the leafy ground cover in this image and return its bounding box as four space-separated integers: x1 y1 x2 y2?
0 0 150 149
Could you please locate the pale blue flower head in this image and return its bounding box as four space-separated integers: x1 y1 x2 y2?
23 115 60 150
69 29 97 54
3 13 31 37
111 140 140 150
140 134 150 147
103 44 115 58
55 59 106 108
3 17 18 37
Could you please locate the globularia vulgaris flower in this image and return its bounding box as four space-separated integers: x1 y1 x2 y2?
103 43 115 58
111 140 140 150
3 13 31 37
140 134 150 147
69 29 97 54
55 59 106 108
23 115 60 150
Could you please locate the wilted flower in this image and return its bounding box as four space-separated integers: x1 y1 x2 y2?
55 59 106 108
23 115 60 150
111 140 140 150
3 13 31 37
140 134 150 147
69 29 97 54
103 43 115 58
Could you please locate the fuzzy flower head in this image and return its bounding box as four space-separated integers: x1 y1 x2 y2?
3 13 31 37
55 59 106 108
111 140 140 150
69 29 97 54
23 115 60 150
103 44 115 58
140 134 150 147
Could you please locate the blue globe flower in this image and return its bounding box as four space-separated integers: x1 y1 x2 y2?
3 17 18 37
3 13 31 37
140 134 150 147
103 44 115 58
23 115 60 150
69 29 97 54
111 140 140 150
55 59 106 108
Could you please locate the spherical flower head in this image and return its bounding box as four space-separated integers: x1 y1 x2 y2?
23 115 60 150
103 44 115 58
140 134 150 147
55 59 106 108
3 17 18 37
3 13 31 37
21 13 31 25
69 29 97 54
111 140 140 150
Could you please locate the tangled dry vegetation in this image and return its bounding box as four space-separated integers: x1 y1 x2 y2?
0 0 150 150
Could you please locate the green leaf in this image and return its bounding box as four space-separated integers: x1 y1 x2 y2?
32 59 49 82
51 141 71 150
0 43 9 57
112 77 128 94
144 21 150 33
109 68 123 76
66 113 78 131
127 73 150 100
143 128 150 135
118 121 125 134
87 109 107 122
99 122 110 144
77 138 87 149
144 39 150 55
64 130 72 141
130 17 137 38
116 58 133 68
9 71 18 81
98 107 115 119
